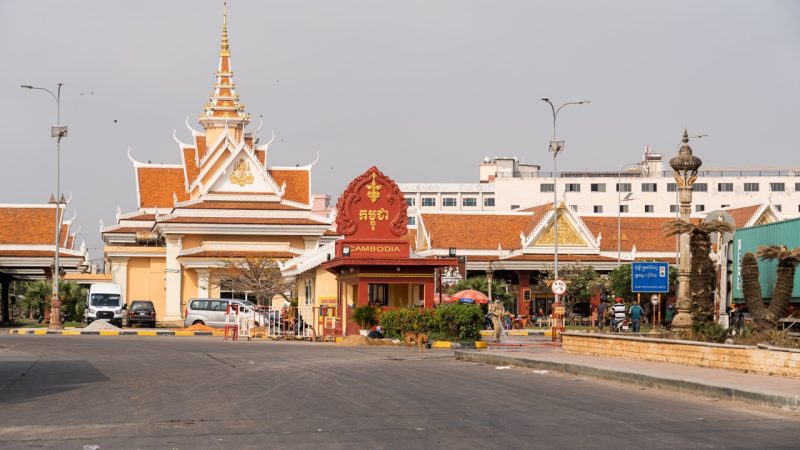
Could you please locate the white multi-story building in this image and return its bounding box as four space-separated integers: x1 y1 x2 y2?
400 149 800 220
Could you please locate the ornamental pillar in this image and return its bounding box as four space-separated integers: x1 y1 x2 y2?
164 235 184 321
109 257 129 305
196 269 211 298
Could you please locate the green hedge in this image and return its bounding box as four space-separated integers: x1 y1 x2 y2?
380 304 482 341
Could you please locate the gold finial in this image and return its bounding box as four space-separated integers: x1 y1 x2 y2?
367 172 382 203
220 2 230 56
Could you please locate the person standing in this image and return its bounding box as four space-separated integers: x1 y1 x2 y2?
664 304 676 330
596 297 608 331
612 297 627 332
489 300 505 342
629 300 644 333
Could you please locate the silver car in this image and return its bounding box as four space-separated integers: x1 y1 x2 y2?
183 298 276 328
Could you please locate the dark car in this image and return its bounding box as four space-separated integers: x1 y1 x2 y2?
127 300 156 328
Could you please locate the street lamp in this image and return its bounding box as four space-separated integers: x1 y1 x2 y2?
541 98 589 306
669 129 702 331
617 162 640 264
21 83 67 330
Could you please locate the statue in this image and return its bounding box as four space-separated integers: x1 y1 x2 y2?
489 300 505 343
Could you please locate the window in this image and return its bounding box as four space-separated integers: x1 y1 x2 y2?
693 183 708 192
593 205 603 213
421 197 436 207
569 205 577 212
770 182 785 192
667 183 677 192
442 197 457 207
511 205 520 210
616 183 631 193
796 183 800 192
541 183 554 192
462 197 477 207
641 183 657 192
407 216 416 226
619 204 629 213
644 205 654 213
368 284 389 307
744 183 759 192
721 204 730 208
718 183 733 192
406 197 415 206
220 280 255 302
565 183 581 192
695 204 705 212
304 279 313 306
591 183 606 192
484 197 495 207
670 205 679 213
775 204 782 212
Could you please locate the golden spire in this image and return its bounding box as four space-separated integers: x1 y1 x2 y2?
220 2 229 56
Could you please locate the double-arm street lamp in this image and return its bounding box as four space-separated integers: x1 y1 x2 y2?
21 83 67 330
540 98 589 306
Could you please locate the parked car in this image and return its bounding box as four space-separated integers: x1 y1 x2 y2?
127 300 156 328
183 298 278 328
85 283 124 327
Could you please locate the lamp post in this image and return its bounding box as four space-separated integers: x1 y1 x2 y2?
617 162 640 264
541 98 589 308
668 129 702 331
21 83 67 330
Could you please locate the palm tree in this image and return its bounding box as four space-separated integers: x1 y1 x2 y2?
740 252 769 329
24 280 51 323
663 219 734 325
756 245 800 323
59 281 87 322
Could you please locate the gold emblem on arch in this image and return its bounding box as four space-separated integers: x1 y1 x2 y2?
367 172 382 203
533 213 586 247
230 158 254 187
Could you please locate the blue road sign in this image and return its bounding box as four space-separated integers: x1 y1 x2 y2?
631 262 669 293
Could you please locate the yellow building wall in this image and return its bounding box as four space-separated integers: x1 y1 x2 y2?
181 269 199 315
125 257 166 319
180 234 309 249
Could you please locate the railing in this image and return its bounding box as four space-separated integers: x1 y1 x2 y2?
498 170 800 179
247 306 320 340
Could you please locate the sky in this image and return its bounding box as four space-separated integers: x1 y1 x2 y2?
1 0 799 265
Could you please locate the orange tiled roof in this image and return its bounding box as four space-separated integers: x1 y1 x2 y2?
103 226 152 234
195 135 208 161
502 254 616 262
180 201 306 211
0 250 83 257
420 213 540 250
137 167 189 208
0 206 62 245
580 216 700 252
270 169 310 204
121 213 156 221
157 217 325 225
723 204 762 228
183 148 201 187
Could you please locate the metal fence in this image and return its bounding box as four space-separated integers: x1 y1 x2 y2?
246 306 320 340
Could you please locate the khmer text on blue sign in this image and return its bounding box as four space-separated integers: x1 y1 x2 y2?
631 262 669 293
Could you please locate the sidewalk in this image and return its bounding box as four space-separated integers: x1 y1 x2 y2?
455 345 800 411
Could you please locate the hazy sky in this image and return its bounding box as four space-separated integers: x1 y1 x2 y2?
2 0 799 264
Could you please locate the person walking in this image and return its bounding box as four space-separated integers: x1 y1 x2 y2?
596 297 608 331
664 304 676 330
489 300 505 342
611 297 627 332
629 299 644 333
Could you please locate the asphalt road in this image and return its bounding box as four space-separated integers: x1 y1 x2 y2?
1 336 799 449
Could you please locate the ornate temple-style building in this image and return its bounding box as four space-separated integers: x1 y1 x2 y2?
102 7 332 323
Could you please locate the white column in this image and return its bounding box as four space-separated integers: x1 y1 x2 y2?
303 237 319 251
164 235 184 321
196 268 210 298
110 257 129 305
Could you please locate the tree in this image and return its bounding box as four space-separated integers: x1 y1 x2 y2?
741 251 769 329
24 280 51 321
212 257 294 306
22 279 86 322
446 276 512 309
537 263 600 315
664 219 734 325
753 246 800 324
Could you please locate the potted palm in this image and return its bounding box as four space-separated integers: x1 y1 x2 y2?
351 305 379 336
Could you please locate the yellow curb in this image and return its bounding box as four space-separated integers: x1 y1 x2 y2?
479 330 492 336
34 329 47 335
432 341 452 349
62 330 81 336
335 336 343 342
475 341 488 349
174 331 195 336
136 331 157 336
99 331 120 336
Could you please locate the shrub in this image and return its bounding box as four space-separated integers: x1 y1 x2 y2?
435 303 483 341
380 308 438 339
351 305 380 329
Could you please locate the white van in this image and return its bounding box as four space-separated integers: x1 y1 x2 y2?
85 283 124 327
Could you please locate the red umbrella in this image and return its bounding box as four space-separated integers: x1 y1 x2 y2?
450 289 489 305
